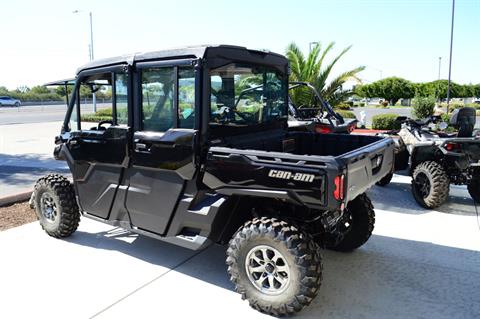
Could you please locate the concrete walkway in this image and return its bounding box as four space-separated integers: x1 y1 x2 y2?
0 174 479 318
0 121 68 198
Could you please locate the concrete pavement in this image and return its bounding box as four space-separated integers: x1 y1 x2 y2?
0 103 109 125
0 174 479 318
0 121 68 198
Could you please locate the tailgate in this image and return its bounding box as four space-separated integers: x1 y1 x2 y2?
341 136 395 202
203 147 337 208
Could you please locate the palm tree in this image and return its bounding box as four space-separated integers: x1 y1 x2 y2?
286 42 365 107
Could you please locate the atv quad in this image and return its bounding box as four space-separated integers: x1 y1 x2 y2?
378 107 480 208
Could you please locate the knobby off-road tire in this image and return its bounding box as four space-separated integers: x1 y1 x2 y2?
467 178 480 204
328 193 375 252
33 174 80 238
226 217 322 316
411 161 449 209
376 172 393 186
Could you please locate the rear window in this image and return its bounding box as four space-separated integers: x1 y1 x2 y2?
209 63 287 126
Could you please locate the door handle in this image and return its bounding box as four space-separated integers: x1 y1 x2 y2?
135 143 150 153
135 143 149 152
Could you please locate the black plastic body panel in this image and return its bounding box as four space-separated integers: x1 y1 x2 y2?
203 132 395 210
61 126 129 219
125 129 197 235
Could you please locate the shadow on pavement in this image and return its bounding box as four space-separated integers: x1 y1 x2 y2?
369 180 477 216
0 153 69 187
66 228 480 318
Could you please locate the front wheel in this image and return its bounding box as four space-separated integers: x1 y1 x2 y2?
411 161 449 208
226 217 322 316
33 174 80 238
468 178 480 203
327 193 375 252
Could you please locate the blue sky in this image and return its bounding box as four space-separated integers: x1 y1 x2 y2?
0 0 478 89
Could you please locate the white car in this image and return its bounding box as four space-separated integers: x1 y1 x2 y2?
0 96 21 107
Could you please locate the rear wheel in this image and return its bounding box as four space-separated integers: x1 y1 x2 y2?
468 178 480 203
411 161 449 208
226 217 322 316
376 173 393 186
327 193 375 252
33 174 80 238
15 102 20 107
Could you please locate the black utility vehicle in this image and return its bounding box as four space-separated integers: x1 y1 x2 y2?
377 107 480 208
33 45 394 316
288 82 358 134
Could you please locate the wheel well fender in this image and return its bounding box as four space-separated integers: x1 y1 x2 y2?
410 145 438 174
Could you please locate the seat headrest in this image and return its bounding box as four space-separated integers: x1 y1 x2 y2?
450 107 476 138
449 107 476 127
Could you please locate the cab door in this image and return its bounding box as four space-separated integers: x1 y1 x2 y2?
63 67 131 219
124 60 198 235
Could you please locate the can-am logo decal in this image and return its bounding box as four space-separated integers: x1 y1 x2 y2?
268 169 315 183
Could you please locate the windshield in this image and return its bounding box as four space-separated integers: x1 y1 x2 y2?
209 63 287 126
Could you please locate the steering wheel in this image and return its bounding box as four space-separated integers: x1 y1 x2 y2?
97 120 113 130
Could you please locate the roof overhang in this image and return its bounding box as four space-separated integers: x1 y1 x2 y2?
43 78 76 86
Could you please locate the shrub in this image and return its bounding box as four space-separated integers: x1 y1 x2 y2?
346 101 354 107
80 107 113 122
335 110 356 119
440 113 450 123
94 108 113 116
448 102 464 112
412 96 435 119
381 100 389 107
335 103 351 110
372 113 400 130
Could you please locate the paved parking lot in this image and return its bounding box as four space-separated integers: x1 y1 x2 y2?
1 174 479 319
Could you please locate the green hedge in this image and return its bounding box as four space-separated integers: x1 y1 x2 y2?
335 103 351 110
372 113 400 130
81 107 113 122
336 110 356 119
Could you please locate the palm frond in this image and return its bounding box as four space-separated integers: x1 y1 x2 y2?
286 41 363 106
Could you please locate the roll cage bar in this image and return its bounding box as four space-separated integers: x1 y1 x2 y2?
288 81 345 125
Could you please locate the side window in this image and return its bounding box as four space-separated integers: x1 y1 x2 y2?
68 70 129 131
141 67 175 132
115 73 128 125
78 75 113 129
178 68 195 128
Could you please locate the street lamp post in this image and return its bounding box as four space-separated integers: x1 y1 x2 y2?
73 10 96 112
446 0 455 113
438 57 442 80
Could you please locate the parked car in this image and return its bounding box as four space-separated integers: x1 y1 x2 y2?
0 96 21 107
32 45 395 316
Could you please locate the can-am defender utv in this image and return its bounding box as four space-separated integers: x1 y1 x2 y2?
378 107 480 208
32 45 394 316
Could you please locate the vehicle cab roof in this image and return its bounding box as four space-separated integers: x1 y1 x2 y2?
75 44 288 74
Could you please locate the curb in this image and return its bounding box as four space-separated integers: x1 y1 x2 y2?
0 190 32 207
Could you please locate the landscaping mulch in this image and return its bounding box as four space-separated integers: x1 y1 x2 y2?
0 202 37 231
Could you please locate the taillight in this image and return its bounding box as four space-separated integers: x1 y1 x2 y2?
333 175 345 201
315 124 333 134
445 142 460 152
